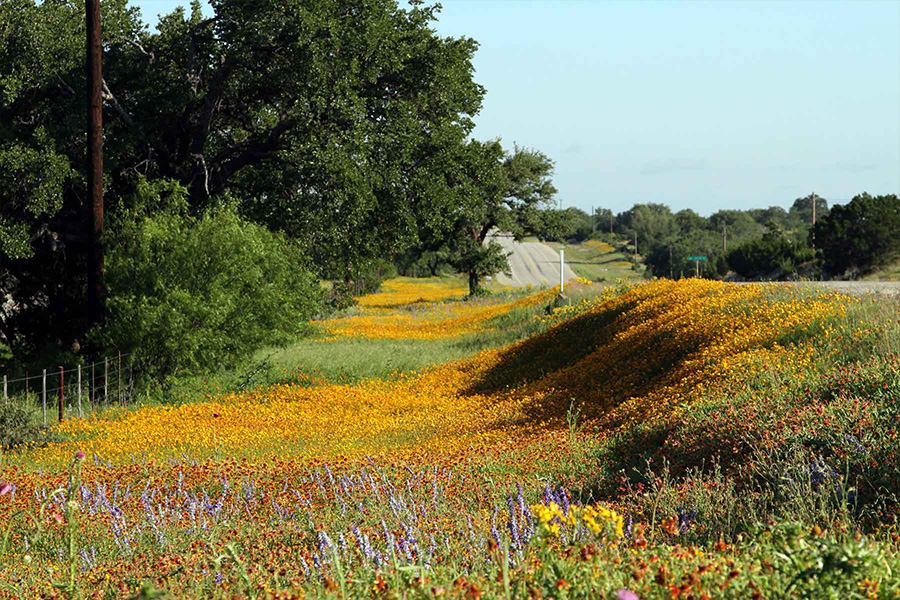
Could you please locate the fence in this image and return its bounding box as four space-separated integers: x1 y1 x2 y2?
2 351 134 425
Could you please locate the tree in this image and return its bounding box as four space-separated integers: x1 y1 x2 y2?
674 209 708 234
616 203 677 254
645 229 724 280
593 207 614 235
0 0 485 355
814 193 900 276
789 194 830 228
708 210 766 245
536 207 588 243
438 141 557 295
97 197 322 384
726 223 813 280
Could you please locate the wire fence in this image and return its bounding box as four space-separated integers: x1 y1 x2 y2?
2 351 135 425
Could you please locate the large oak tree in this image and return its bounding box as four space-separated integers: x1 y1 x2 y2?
0 0 484 354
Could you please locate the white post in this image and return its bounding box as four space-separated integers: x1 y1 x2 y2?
78 365 83 418
42 369 47 425
560 249 565 294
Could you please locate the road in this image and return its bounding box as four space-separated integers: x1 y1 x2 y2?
781 281 900 297
486 231 578 288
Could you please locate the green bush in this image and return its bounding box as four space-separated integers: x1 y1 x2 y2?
0 398 51 450
96 205 323 387
727 230 813 279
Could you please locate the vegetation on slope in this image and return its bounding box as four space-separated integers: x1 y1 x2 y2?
0 277 899 598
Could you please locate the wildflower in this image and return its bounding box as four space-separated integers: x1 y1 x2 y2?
617 590 640 600
0 482 11 497
75 450 85 461
213 412 221 418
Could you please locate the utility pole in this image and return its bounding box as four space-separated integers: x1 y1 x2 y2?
633 231 637 260
591 206 595 234
722 224 727 253
86 0 105 326
669 246 673 279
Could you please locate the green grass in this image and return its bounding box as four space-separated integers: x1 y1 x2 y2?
546 236 645 282
159 283 597 401
863 258 900 281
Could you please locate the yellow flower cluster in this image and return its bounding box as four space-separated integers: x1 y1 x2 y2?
531 502 624 539
583 240 616 252
322 283 558 340
24 278 853 468
356 278 469 308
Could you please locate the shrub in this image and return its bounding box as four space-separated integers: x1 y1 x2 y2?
96 205 323 386
0 398 51 450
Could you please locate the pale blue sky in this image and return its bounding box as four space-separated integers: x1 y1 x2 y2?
133 0 900 215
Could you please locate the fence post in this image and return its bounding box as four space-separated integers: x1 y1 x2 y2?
118 351 122 405
42 369 47 426
78 365 83 418
59 366 64 422
91 362 95 408
3 374 6 404
104 357 108 405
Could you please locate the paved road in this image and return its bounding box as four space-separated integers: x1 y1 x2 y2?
780 281 900 297
486 231 578 288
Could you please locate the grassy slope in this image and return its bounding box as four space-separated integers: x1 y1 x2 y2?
3 278 900 598
546 236 646 282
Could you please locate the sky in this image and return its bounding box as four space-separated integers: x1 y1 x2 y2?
133 0 900 216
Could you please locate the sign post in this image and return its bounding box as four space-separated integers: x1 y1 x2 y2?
688 255 707 277
560 249 565 294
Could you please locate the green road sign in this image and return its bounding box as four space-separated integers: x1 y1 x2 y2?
688 256 707 261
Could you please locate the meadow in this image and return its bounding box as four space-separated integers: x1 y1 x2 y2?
1 276 900 599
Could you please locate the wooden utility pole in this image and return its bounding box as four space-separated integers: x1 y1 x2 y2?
86 0 105 326
669 246 673 279
722 224 727 253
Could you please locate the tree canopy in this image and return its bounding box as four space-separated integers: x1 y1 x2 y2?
814 193 900 276
0 0 490 356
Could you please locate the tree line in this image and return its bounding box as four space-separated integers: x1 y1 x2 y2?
555 192 900 281
0 0 563 383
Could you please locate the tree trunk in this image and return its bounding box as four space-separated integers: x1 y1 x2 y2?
468 271 480 296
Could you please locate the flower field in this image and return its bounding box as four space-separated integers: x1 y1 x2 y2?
1 277 900 598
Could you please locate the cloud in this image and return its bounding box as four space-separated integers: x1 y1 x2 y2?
640 158 706 175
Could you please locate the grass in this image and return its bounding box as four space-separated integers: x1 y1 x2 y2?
546 236 645 282
863 258 900 281
2 278 900 597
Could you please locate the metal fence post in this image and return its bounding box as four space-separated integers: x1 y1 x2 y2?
59 366 64 422
42 369 47 426
104 357 108 405
118 350 122 405
3 375 6 404
78 365 83 418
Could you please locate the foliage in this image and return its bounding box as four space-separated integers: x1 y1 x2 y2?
644 228 725 280
433 140 558 295
814 193 900 276
95 205 322 385
3 279 900 598
0 0 485 353
727 225 815 279
0 398 51 450
616 203 677 254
